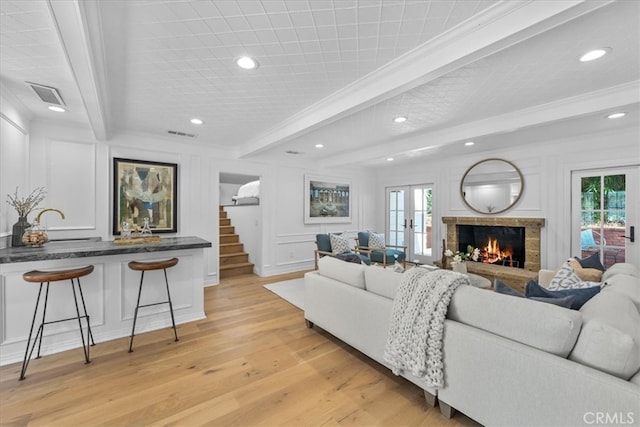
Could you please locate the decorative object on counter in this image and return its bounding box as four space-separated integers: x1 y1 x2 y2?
6 187 47 247
21 208 65 248
113 219 160 245
22 222 48 247
140 217 152 236
113 236 162 245
113 158 178 234
11 216 31 247
121 221 132 238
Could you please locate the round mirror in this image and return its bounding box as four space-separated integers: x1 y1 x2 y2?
460 158 523 214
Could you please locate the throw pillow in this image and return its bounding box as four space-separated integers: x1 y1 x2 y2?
525 280 601 310
494 279 524 297
529 295 576 309
368 231 386 248
548 262 582 290
575 252 605 272
494 279 575 308
330 233 351 255
568 259 603 282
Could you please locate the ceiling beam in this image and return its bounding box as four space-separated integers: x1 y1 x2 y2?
319 81 640 168
47 0 110 141
237 0 613 160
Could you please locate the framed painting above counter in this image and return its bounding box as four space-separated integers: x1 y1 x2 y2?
113 158 178 234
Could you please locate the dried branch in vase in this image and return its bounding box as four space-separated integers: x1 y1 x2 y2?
6 187 47 217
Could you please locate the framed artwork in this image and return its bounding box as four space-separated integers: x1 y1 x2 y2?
304 174 352 224
113 158 178 234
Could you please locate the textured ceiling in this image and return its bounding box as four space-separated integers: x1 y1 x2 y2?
1 0 638 168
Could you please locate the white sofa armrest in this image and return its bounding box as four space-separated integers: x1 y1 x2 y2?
538 269 556 288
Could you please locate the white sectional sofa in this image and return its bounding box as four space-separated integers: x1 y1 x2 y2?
304 256 640 426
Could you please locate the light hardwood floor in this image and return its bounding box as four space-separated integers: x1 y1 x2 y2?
0 271 479 426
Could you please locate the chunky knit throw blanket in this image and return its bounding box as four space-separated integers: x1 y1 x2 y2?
384 268 470 388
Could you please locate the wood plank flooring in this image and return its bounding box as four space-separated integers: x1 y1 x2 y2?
0 271 479 427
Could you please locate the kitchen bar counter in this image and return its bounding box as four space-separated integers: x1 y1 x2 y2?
0 236 211 264
0 236 212 367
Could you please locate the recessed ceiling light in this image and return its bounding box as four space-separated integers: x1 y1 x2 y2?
387 157 394 161
48 105 66 112
315 144 324 148
580 48 611 62
236 56 258 70
464 141 475 146
190 118 203 125
393 116 407 123
607 112 626 119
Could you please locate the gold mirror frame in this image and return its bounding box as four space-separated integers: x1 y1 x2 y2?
460 158 524 214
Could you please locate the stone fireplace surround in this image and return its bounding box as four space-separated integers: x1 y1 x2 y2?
442 216 545 292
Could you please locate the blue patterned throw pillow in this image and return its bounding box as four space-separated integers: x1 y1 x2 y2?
368 231 386 248
330 233 351 255
525 280 600 310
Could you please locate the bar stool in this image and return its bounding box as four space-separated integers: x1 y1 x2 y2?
128 257 179 352
20 265 95 380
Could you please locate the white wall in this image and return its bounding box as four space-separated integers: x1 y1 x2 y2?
376 125 640 269
0 115 29 248
2 118 377 282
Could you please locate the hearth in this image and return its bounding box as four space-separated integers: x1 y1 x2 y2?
442 216 544 292
457 225 525 269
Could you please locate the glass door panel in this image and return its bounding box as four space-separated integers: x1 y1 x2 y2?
386 184 434 264
574 169 637 268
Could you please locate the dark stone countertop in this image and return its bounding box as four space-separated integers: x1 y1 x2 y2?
0 236 212 264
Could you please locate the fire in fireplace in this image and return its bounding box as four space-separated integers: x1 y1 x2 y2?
457 225 526 269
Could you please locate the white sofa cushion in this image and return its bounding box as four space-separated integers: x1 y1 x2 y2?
602 273 640 311
364 266 403 299
317 255 366 289
569 291 640 380
447 285 582 357
602 263 639 282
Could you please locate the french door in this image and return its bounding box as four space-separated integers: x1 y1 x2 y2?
571 166 638 268
387 184 434 264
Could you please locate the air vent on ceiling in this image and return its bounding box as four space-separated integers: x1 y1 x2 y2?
167 130 197 138
285 150 302 155
25 82 65 106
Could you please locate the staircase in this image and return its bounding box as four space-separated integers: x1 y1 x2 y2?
219 206 254 278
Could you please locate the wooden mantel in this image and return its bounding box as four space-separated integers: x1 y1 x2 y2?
442 217 545 292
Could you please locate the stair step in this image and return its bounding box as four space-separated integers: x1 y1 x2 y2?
220 234 239 244
220 225 235 234
220 262 254 278
220 242 243 254
220 211 227 219
220 252 249 265
220 218 231 226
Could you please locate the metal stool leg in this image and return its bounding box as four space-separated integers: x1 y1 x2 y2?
76 279 95 346
163 268 179 342
20 283 44 380
128 271 145 352
70 278 91 364
35 283 51 359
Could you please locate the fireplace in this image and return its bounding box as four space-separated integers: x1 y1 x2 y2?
442 217 545 292
457 225 526 269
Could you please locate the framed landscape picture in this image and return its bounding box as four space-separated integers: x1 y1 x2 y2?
113 158 178 234
304 174 352 224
